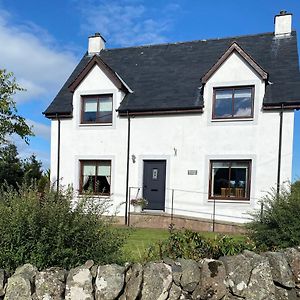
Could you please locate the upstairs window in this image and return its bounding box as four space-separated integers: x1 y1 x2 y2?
81 94 113 124
213 87 254 119
80 160 111 195
209 160 251 200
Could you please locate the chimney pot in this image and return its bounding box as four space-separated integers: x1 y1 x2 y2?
274 11 292 37
88 33 106 55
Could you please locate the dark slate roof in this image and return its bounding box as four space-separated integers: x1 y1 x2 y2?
44 31 300 117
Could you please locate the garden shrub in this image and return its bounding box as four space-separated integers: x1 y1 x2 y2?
145 229 255 261
247 184 300 250
0 184 128 270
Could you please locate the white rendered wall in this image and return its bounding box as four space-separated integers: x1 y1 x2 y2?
50 53 295 223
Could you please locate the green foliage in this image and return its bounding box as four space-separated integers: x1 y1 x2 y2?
23 154 43 185
0 144 44 189
0 185 127 271
0 69 33 144
247 184 300 250
0 144 23 188
144 229 255 261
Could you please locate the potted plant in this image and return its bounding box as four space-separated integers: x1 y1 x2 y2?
130 198 148 213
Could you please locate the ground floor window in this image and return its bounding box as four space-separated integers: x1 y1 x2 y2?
209 160 251 200
80 160 111 195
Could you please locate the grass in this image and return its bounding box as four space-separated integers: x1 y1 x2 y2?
122 227 169 262
122 227 246 262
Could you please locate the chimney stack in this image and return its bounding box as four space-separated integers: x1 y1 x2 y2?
88 33 106 55
274 10 292 37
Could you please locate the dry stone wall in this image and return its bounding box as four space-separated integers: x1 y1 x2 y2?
1 248 300 299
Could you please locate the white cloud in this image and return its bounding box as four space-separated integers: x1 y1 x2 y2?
9 134 50 169
0 9 78 103
27 120 51 141
77 1 176 47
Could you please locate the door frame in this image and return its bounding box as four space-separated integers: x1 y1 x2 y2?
138 155 170 211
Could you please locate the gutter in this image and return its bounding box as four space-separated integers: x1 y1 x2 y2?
118 107 203 116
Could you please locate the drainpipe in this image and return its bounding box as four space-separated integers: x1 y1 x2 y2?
277 103 284 194
125 111 131 225
56 114 61 194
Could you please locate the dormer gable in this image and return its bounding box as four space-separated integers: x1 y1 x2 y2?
68 55 130 93
201 42 268 84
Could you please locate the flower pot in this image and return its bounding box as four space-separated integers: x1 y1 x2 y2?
133 205 143 213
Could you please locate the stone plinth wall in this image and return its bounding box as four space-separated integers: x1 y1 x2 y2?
2 248 300 299
127 212 246 234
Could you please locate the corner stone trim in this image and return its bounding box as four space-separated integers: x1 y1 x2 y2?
2 248 300 299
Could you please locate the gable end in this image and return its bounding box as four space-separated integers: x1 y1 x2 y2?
68 55 130 93
201 42 269 84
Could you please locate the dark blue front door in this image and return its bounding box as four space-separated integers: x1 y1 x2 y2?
143 160 166 210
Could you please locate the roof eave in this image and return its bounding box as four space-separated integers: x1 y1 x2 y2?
118 107 203 116
43 111 73 119
263 102 300 110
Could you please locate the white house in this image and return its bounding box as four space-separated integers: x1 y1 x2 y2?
44 11 300 225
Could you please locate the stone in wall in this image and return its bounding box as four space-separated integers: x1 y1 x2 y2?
65 265 93 300
141 262 172 300
95 264 125 300
168 282 181 300
192 259 227 300
0 269 5 297
264 251 295 289
120 263 143 300
177 259 200 293
34 267 67 300
221 251 277 300
284 247 300 287
5 263 37 300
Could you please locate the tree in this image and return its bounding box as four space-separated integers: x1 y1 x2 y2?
0 144 44 189
0 69 33 144
0 144 23 188
23 154 43 184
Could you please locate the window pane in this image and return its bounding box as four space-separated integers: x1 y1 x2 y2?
212 163 230 197
83 99 97 122
215 90 232 118
97 162 111 176
233 89 252 117
84 99 98 112
82 163 96 192
230 163 248 198
99 97 112 123
83 164 96 175
96 161 111 194
98 111 112 123
99 97 112 111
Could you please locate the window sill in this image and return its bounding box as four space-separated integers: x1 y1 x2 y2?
208 198 250 204
211 118 254 123
79 123 113 127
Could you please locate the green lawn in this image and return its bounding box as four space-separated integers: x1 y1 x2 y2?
122 227 246 262
122 228 169 262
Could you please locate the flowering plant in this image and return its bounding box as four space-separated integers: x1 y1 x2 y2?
130 198 148 208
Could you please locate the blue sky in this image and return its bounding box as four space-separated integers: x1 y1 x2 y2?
0 0 299 179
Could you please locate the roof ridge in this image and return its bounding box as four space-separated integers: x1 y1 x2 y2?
102 31 281 52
